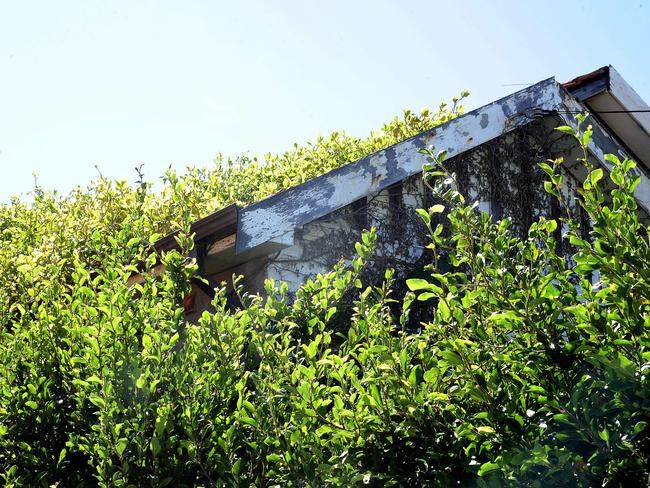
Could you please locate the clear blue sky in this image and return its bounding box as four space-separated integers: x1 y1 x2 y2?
1 0 648 201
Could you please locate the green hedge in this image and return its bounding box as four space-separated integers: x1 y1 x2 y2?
0 115 648 486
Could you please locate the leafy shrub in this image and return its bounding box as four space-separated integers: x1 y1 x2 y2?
0 112 648 486
0 99 466 324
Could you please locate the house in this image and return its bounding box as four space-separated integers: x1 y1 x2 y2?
149 66 650 320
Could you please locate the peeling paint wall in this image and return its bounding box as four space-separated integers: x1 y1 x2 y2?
236 80 650 260
180 79 650 317
187 113 643 321
258 122 585 294
236 78 569 254
265 173 430 293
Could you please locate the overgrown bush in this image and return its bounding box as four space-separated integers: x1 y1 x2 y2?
0 113 648 486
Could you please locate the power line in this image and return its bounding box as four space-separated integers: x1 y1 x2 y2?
558 109 650 114
532 108 650 117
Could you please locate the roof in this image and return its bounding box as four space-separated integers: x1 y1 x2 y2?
563 65 650 175
155 66 650 275
563 66 610 99
155 204 238 253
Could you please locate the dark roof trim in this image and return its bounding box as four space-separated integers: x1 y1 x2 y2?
154 204 238 253
564 65 650 175
563 66 610 101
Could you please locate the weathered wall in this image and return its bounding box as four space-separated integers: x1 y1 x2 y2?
180 78 650 316
265 173 430 292
184 120 617 320
257 121 584 294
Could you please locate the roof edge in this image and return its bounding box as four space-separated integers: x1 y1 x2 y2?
236 77 564 253
154 204 238 253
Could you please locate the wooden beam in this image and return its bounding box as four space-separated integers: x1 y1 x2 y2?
127 263 166 287
207 233 236 255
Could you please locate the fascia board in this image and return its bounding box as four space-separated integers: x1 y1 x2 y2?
236 77 562 254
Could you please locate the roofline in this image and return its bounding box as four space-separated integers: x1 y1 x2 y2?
236 75 650 253
563 65 650 175
153 67 650 265
235 77 563 253
154 204 238 253
562 65 610 99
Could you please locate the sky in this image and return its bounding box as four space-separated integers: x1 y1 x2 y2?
1 0 649 201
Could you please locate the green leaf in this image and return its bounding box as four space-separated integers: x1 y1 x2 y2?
406 278 442 294
151 437 161 457
478 461 500 476
440 350 463 367
85 375 102 385
423 369 438 384
232 458 242 476
417 292 436 301
406 278 431 291
58 448 66 466
543 181 557 196
127 237 140 248
581 127 593 147
409 365 423 386
400 348 409 372
116 439 128 457
590 168 603 185
545 219 557 232
438 299 451 320
538 162 554 176
89 396 105 409
599 428 609 444
416 208 431 225
555 125 575 135
266 453 283 463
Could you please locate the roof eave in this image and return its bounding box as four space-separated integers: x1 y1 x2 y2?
154 204 238 253
564 65 650 175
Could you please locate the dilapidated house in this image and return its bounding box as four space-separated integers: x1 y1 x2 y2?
152 66 650 319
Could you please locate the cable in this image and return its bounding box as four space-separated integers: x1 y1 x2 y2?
556 109 650 114
530 108 650 119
